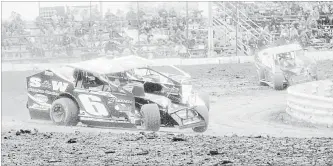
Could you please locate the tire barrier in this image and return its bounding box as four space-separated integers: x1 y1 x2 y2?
286 80 333 127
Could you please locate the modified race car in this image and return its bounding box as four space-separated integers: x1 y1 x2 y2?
26 56 209 132
254 44 318 90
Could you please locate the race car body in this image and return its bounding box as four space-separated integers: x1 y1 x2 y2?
26 56 209 132
254 44 318 90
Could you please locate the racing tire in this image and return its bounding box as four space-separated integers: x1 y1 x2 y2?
141 104 161 132
192 105 209 133
258 68 267 86
273 73 285 90
199 92 210 111
50 98 79 126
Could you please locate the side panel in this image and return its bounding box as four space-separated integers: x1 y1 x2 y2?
26 70 74 119
73 89 135 121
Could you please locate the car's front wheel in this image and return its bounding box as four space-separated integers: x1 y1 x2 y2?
273 73 285 90
50 98 79 126
141 104 161 131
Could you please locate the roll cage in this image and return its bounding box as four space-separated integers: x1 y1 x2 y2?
71 67 123 93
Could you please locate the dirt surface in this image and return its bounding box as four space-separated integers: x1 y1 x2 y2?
2 60 333 165
2 130 333 166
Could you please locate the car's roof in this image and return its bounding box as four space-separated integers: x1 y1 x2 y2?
260 44 303 55
67 55 154 75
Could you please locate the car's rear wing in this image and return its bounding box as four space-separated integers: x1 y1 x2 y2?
26 70 75 103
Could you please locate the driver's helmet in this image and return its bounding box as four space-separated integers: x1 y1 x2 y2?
114 79 121 86
278 54 286 60
73 69 82 81
127 69 136 77
86 73 97 84
284 53 293 60
278 53 291 60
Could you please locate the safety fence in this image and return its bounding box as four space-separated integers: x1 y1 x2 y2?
286 80 333 127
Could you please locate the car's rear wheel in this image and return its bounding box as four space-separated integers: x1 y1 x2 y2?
141 104 161 131
50 98 79 126
192 106 209 133
273 73 285 90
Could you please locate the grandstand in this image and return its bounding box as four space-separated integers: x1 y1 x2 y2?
213 2 333 56
1 2 332 62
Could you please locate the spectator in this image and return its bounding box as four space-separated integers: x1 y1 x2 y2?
299 29 310 47
280 25 289 39
105 9 113 20
329 14 333 27
311 7 320 24
322 3 330 14
290 24 299 41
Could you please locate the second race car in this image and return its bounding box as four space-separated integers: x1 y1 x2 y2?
254 44 318 90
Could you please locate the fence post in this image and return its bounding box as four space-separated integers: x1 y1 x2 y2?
137 2 140 49
235 2 239 57
186 1 189 58
208 2 213 58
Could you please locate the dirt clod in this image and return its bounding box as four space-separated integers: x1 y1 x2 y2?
172 137 186 142
43 134 51 139
47 159 61 163
104 150 116 154
67 138 78 144
220 160 233 165
20 129 31 134
145 132 158 139
135 150 149 156
208 149 223 156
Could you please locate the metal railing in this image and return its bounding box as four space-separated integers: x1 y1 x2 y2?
214 2 273 43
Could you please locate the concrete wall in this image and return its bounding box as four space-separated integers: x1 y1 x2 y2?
2 51 332 71
286 80 333 127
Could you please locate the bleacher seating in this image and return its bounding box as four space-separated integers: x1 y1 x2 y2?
2 2 332 62
212 1 333 56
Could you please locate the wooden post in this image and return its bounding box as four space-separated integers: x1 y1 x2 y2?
223 2 226 46
90 1 92 51
208 2 212 57
100 1 103 17
38 2 41 17
137 1 140 48
236 2 238 57
186 2 189 57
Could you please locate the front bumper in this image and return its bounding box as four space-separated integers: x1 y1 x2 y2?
167 94 208 129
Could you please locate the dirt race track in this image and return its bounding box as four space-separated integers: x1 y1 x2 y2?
2 61 333 165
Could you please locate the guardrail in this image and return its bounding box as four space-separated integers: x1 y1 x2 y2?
286 80 333 127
